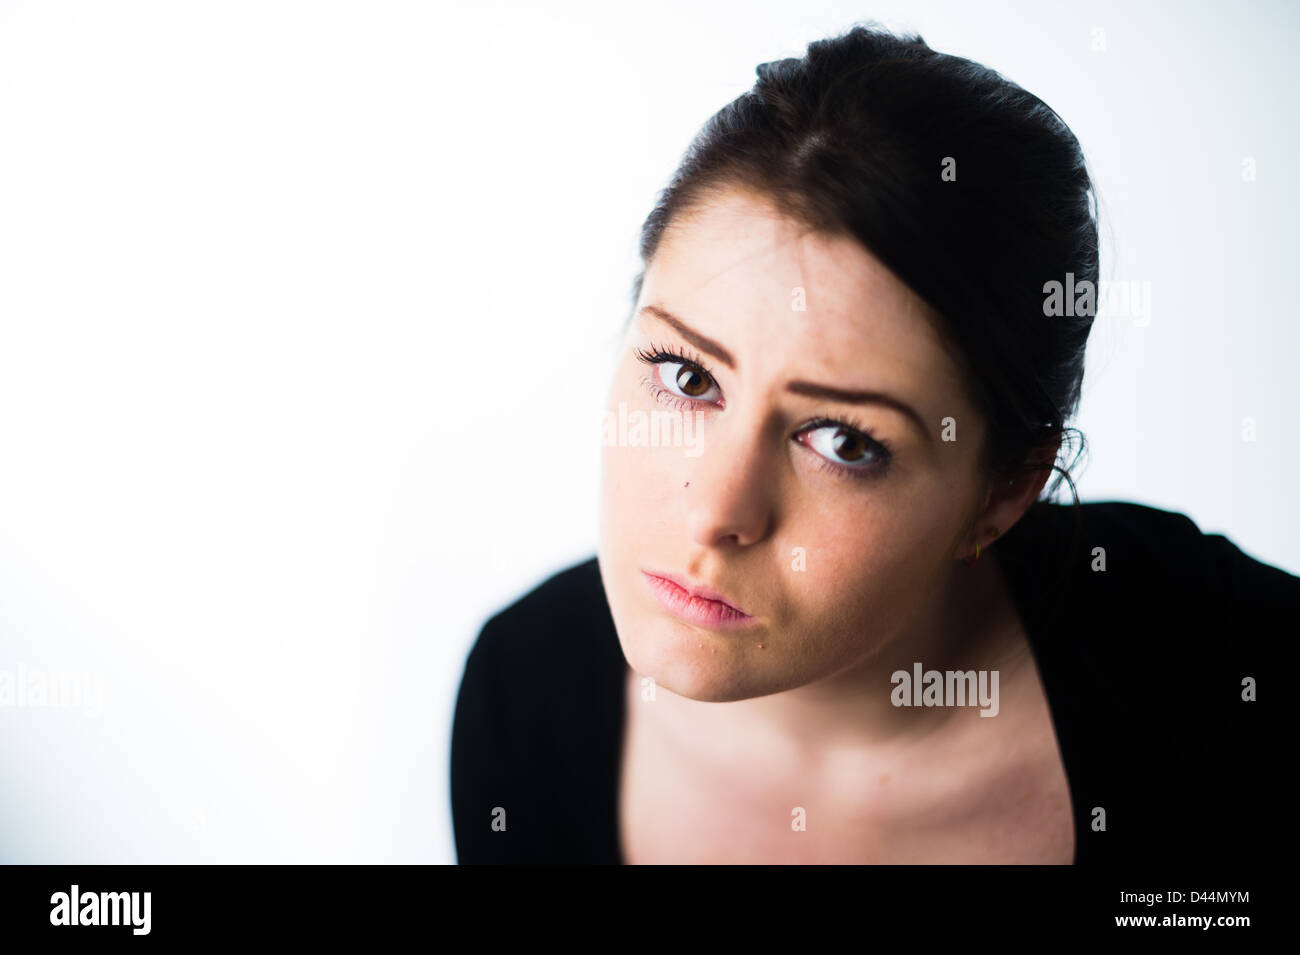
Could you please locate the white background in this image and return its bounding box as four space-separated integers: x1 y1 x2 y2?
0 0 1295 862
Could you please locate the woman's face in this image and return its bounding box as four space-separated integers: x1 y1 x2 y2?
597 185 1007 703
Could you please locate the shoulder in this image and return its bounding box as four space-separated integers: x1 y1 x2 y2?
1008 500 1289 861
1012 497 1297 593
1020 497 1229 550
450 556 625 863
1073 499 1294 631
454 555 622 730
464 556 620 687
1001 496 1293 703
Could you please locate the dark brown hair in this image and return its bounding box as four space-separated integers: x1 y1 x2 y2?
629 21 1097 508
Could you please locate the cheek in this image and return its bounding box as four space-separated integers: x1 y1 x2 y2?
597 378 687 577
599 440 686 562
598 433 697 679
599 369 690 530
780 481 966 651
782 520 909 644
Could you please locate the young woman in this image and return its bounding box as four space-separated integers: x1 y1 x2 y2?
451 23 1292 864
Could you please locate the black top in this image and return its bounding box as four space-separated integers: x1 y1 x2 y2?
450 500 1291 864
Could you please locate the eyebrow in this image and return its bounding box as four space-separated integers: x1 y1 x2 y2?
638 304 931 442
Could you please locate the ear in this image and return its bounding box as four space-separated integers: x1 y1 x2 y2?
958 440 1061 561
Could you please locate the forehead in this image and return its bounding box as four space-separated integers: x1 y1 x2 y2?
640 185 967 398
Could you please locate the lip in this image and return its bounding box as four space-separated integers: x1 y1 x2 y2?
640 570 759 630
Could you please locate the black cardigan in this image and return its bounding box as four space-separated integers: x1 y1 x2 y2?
450 500 1292 864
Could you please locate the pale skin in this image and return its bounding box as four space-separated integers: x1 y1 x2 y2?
598 184 1074 863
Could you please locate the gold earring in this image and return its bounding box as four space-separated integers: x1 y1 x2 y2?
964 526 998 567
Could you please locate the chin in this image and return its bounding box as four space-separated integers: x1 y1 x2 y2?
612 609 782 703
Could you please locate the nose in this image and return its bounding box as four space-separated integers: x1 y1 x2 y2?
683 417 777 549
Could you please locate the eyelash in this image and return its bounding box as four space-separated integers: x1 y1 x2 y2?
632 343 895 480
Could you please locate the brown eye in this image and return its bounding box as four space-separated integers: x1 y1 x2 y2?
656 361 721 403
676 365 711 397
830 429 867 461
802 422 890 474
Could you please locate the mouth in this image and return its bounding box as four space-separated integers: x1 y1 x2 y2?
640 570 758 630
